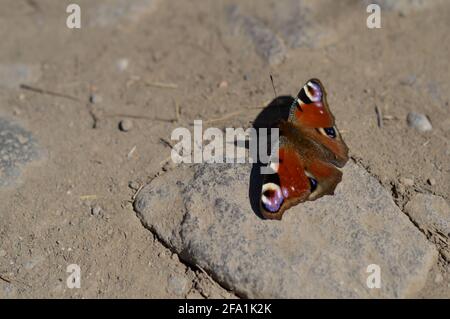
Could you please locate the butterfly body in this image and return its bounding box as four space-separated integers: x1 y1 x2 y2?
260 79 349 220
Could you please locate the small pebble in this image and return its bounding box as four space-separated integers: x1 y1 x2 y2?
89 93 102 104
128 181 140 190
116 58 129 72
399 177 414 187
218 80 228 89
0 249 6 257
427 178 436 186
119 119 133 132
91 205 102 216
407 112 432 132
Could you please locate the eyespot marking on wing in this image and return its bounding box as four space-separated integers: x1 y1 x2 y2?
297 79 323 106
261 182 284 213
317 126 337 138
305 170 319 195
305 80 322 102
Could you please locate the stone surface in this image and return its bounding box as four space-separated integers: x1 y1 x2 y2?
0 64 41 89
404 194 450 258
227 6 287 65
0 118 41 187
427 178 436 186
407 112 432 132
268 0 331 49
119 119 133 132
134 160 438 298
91 205 102 217
89 93 102 104
226 1 351 63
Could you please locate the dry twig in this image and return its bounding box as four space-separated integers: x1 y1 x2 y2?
105 113 176 123
20 84 81 102
375 105 383 128
0 275 11 284
196 264 217 286
143 81 178 89
175 100 181 122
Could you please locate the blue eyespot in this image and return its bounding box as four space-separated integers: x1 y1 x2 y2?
308 177 318 192
262 187 284 213
324 127 336 138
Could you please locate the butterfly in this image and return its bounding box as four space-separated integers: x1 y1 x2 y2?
260 79 349 220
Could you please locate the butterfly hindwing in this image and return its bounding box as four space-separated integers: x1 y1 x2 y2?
260 138 311 220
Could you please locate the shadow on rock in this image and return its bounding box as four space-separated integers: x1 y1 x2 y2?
248 95 294 219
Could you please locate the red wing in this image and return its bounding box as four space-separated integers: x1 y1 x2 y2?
290 79 349 167
260 143 311 220
304 127 349 168
290 78 334 128
304 159 343 201
260 79 349 220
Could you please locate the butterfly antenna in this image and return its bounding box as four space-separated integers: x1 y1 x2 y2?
270 74 277 97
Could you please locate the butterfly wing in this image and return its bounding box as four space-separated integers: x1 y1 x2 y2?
260 137 311 220
289 78 349 166
260 79 349 220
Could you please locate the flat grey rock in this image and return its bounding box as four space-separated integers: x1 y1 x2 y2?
405 194 450 260
134 161 437 298
0 118 42 187
226 1 343 62
268 0 331 49
227 6 287 65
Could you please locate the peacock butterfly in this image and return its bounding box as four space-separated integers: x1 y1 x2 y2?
260 79 349 220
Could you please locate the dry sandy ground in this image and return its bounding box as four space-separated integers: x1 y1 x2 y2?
0 0 448 298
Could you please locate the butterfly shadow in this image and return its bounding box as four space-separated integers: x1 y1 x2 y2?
247 95 294 219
